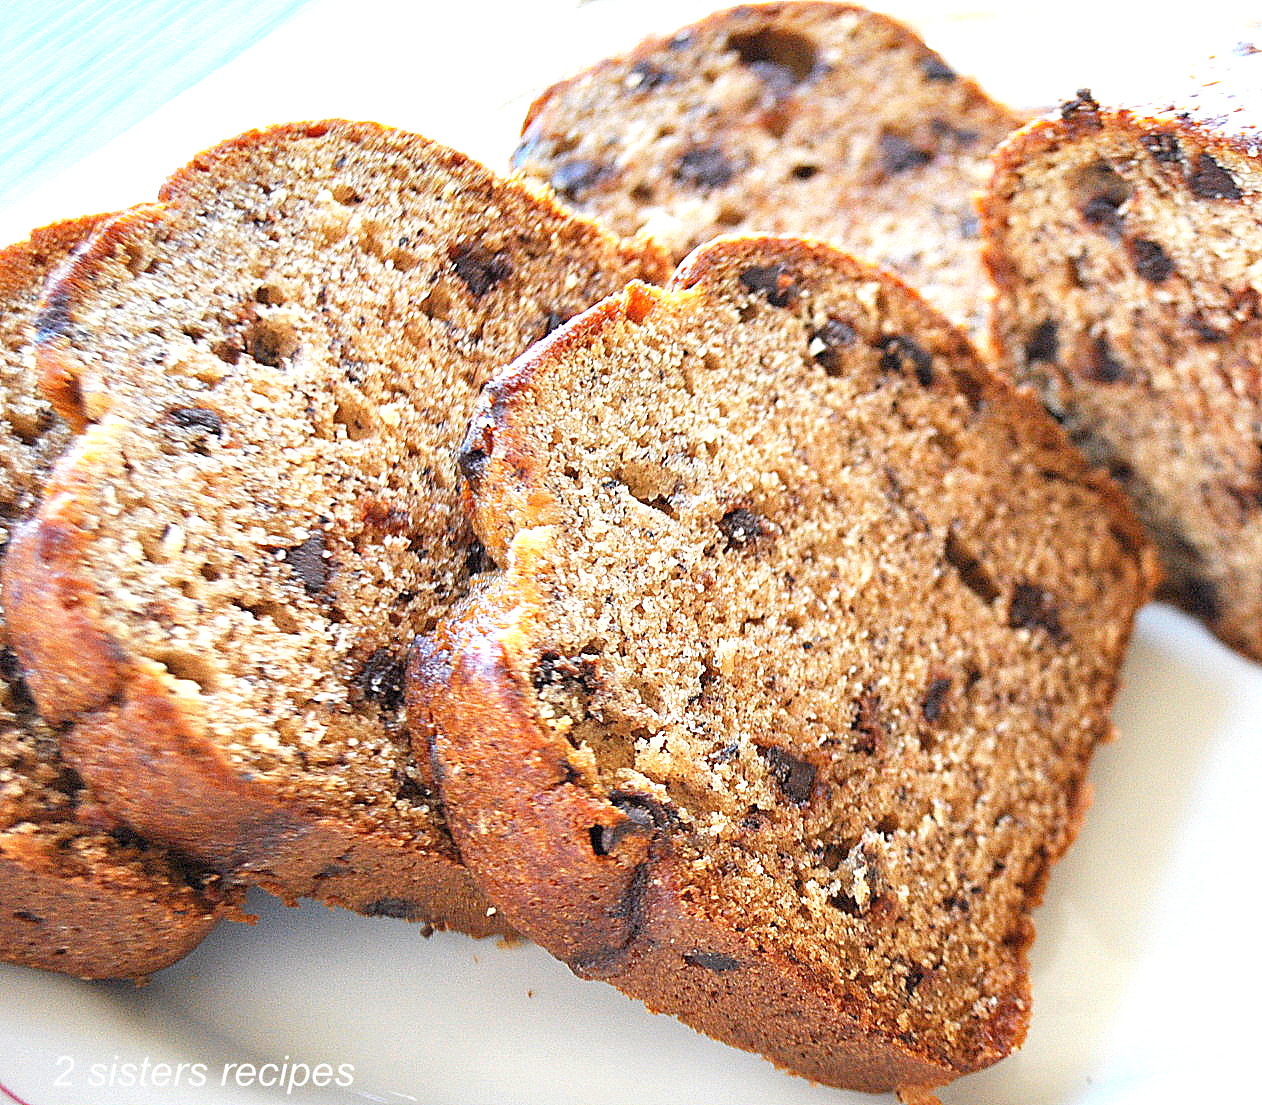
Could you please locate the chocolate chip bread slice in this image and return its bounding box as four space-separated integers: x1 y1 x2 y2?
1 121 667 932
510 2 1023 336
2 218 226 979
983 72 1262 660
411 236 1157 1093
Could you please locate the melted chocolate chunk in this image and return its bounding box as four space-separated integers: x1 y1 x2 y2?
727 26 818 88
1141 132 1182 164
1189 153 1242 200
464 537 490 576
1128 238 1175 283
759 745 816 805
810 317 857 372
550 158 605 201
1025 320 1059 364
684 950 742 972
718 506 765 548
738 264 797 307
675 146 735 190
878 335 934 387
450 242 512 297
921 677 952 723
1008 581 1069 644
282 531 330 593
1187 312 1227 343
879 133 933 174
356 648 406 711
363 898 425 921
35 284 73 343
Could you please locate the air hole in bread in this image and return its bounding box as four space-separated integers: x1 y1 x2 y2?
333 393 378 441
153 649 221 695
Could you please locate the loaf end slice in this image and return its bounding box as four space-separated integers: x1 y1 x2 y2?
983 71 1262 660
2 218 227 980
412 235 1156 1091
512 1 1022 335
2 121 666 932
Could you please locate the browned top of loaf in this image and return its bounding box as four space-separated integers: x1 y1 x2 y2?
2 218 224 979
414 236 1156 1092
4 122 666 907
982 77 1262 659
512 2 1022 334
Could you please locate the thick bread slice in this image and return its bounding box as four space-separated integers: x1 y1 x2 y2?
2 218 226 980
510 1 1022 335
411 236 1157 1092
2 121 667 931
983 75 1262 660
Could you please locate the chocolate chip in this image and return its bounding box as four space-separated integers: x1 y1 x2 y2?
1187 312 1227 343
550 158 605 201
675 146 735 190
457 442 488 484
1128 238 1175 283
905 966 926 994
532 651 598 695
758 745 816 805
542 309 569 337
1189 153 1242 200
282 531 330 593
1008 581 1069 644
611 792 675 832
355 648 406 711
363 898 424 921
921 677 952 723
1081 193 1125 234
1141 132 1182 164
464 537 490 576
851 691 885 755
1085 336 1127 383
727 27 818 87
165 406 223 436
920 54 956 81
738 264 797 307
1025 320 1059 363
810 317 857 372
1182 575 1221 620
878 335 934 387
931 119 980 146
684 950 741 972
879 133 933 174
1060 88 1102 134
628 60 674 90
945 528 1001 605
718 507 765 548
450 241 512 297
790 164 820 180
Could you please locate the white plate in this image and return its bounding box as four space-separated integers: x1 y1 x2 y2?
3 3 1262 1103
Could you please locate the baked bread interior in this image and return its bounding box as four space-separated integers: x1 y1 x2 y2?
1 121 666 931
511 1 1022 335
412 235 1156 1092
984 77 1262 660
2 218 226 979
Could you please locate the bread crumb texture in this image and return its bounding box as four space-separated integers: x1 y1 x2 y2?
985 82 1262 660
419 236 1155 1089
2 218 223 980
5 120 662 921
512 1 1021 334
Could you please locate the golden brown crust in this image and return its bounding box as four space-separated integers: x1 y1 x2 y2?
416 234 1156 1090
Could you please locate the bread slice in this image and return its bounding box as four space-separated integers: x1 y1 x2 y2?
510 1 1022 336
1 121 667 932
983 74 1262 660
2 218 226 979
411 236 1157 1093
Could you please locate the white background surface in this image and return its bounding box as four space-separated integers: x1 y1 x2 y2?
2 2 1261 1103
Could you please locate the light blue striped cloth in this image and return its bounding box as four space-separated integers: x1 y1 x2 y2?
0 0 314 208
